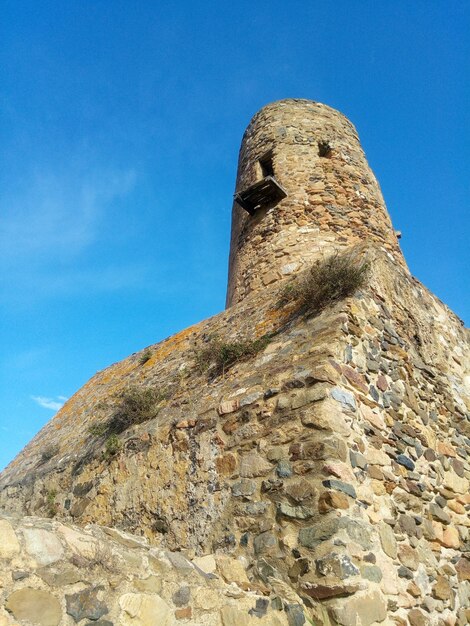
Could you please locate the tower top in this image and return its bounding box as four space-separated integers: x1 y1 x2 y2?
226 99 405 307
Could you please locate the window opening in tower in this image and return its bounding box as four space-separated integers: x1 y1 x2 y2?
259 151 274 178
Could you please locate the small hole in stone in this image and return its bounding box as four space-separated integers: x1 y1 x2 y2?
318 141 332 158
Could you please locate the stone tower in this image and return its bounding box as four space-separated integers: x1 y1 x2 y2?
227 98 405 307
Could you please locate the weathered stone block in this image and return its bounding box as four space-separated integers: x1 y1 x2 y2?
331 387 356 412
0 519 20 559
322 479 356 499
318 490 350 513
284 479 316 503
301 580 363 600
328 588 387 626
432 575 452 600
361 565 383 582
277 502 314 520
395 454 415 471
397 544 419 571
302 437 347 462
218 400 239 415
338 518 373 549
301 399 351 436
119 593 172 626
23 528 64 566
408 608 429 626
316 553 359 579
239 452 273 478
276 459 293 478
172 585 191 606
232 479 257 497
215 452 237 476
216 555 250 588
299 516 340 548
456 557 470 582
66 586 108 622
443 469 469 494
6 588 62 626
291 384 329 409
133 575 162 593
440 525 461 548
220 605 288 625
253 532 277 555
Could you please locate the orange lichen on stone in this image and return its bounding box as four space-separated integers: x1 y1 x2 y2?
146 324 201 364
254 304 293 336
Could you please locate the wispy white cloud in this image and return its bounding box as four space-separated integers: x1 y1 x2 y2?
31 395 67 411
1 167 136 262
0 164 142 304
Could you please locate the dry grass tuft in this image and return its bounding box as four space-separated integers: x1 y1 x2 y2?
279 251 369 315
107 386 165 434
196 335 271 376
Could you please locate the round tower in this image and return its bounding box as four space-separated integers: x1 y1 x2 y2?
226 99 406 307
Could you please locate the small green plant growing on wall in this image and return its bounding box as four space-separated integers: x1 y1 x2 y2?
139 349 153 365
46 489 58 517
279 251 369 315
40 443 59 463
88 423 108 437
103 434 122 460
196 334 271 376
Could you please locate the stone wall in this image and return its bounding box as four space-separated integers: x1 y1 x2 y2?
226 99 406 307
0 515 296 625
1 249 468 626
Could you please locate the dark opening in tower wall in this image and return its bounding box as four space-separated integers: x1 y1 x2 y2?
318 140 332 158
258 150 274 178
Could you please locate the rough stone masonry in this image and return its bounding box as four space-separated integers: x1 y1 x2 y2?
0 99 469 626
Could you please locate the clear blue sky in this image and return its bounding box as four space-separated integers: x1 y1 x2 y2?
1 1 469 470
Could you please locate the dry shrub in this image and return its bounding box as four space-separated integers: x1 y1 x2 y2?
196 335 271 376
280 251 369 315
108 386 165 434
139 349 152 365
40 443 60 463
